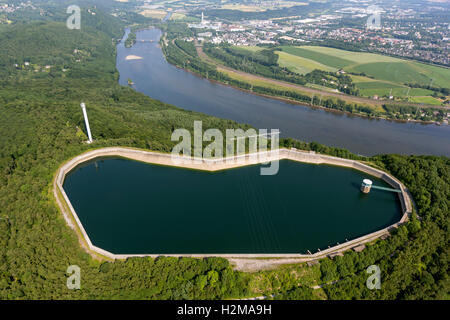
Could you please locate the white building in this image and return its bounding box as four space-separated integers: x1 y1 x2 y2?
198 32 212 37
188 11 221 30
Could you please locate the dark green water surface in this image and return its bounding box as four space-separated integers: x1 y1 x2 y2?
63 158 402 254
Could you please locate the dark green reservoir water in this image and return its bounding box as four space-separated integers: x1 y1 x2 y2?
63 158 402 254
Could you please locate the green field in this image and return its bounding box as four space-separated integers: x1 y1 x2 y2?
353 80 434 97
218 67 386 113
139 9 167 19
278 46 450 100
408 96 443 105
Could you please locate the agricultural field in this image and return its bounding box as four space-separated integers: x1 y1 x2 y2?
218 67 384 113
306 83 340 93
139 9 168 19
276 50 337 74
278 46 450 102
408 96 443 105
220 1 306 12
220 4 266 12
219 68 310 94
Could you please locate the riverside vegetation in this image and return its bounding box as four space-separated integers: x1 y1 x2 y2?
161 22 449 123
0 7 448 299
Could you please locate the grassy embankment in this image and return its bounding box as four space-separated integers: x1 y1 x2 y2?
1 14 448 300
0 17 333 300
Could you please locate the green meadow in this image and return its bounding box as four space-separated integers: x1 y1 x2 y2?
277 46 450 101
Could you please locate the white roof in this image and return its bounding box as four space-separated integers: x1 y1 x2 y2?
363 179 373 185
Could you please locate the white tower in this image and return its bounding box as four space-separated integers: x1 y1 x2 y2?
80 102 93 143
201 11 204 24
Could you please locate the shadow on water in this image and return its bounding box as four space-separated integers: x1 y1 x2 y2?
351 182 362 191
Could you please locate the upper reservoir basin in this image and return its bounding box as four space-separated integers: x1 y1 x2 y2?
62 158 402 254
116 28 450 157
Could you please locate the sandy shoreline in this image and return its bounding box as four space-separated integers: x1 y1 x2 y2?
125 55 143 60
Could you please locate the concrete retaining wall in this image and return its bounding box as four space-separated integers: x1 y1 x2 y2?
53 147 412 261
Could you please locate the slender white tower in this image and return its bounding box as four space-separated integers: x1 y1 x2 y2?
201 11 204 24
80 102 93 143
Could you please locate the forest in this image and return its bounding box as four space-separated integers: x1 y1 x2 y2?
0 7 448 300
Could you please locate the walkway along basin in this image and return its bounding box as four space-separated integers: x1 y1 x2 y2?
54 147 412 260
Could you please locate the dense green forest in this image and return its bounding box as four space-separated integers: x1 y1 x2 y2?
196 2 327 21
0 8 448 300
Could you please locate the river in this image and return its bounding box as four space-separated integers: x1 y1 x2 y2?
116 28 450 156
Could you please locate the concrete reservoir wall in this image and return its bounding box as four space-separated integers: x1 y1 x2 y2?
53 147 413 261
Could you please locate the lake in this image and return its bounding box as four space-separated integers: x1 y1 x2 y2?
63 158 402 254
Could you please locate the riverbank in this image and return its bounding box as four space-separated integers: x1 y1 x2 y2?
54 147 412 269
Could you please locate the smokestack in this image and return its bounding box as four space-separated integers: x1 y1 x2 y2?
80 102 93 143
